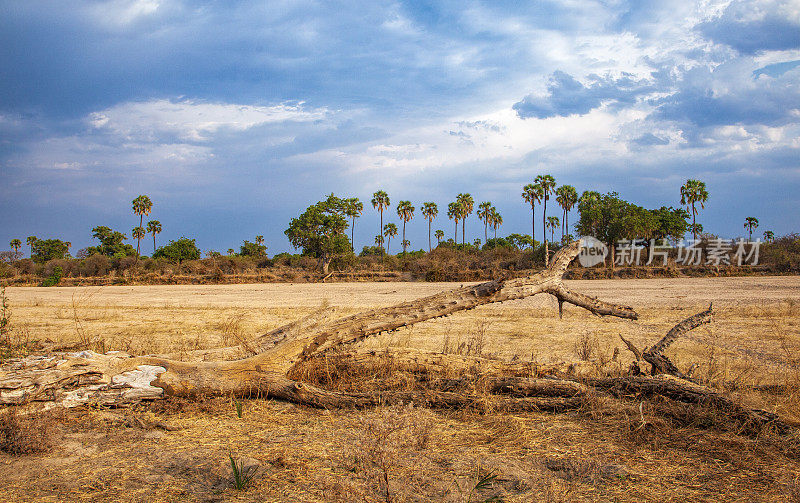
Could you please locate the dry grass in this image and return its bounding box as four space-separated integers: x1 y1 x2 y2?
1 277 800 501
0 408 58 455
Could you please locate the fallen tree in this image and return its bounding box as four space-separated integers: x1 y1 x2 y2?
0 241 793 435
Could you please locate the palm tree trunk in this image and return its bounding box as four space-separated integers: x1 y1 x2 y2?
462 218 465 247
543 200 548 267
137 214 143 255
402 221 406 253
428 220 431 252
484 220 488 243
531 204 535 248
692 204 696 241
153 234 156 254
380 210 384 252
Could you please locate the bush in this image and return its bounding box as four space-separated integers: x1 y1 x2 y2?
0 409 54 455
80 254 111 276
153 237 201 263
39 266 62 287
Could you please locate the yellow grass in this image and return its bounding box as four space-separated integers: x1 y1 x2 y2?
1 277 800 502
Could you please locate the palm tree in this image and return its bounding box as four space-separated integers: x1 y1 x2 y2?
477 201 493 243
26 236 37 257
456 193 474 246
447 201 460 242
227 248 235 256
521 183 542 249
534 175 557 265
555 185 578 243
744 217 759 241
489 208 503 239
402 239 411 251
147 220 162 254
371 191 390 252
546 216 560 244
434 229 444 245
421 202 438 252
680 179 709 241
374 235 384 248
396 201 415 253
132 195 153 255
132 226 146 256
763 230 775 242
255 235 264 246
383 223 398 253
9 239 21 259
345 198 364 252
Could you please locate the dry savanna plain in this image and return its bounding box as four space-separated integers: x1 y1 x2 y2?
2 276 800 502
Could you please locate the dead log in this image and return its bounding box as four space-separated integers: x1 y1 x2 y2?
1 241 636 410
620 304 714 379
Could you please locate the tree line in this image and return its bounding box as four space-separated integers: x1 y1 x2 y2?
5 178 776 270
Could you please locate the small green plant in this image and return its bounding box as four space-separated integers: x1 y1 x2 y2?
229 453 256 490
234 399 243 418
39 266 63 287
466 469 502 503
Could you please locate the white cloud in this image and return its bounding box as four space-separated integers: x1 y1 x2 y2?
88 99 329 142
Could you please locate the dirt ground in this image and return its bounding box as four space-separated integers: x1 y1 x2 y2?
1 277 800 502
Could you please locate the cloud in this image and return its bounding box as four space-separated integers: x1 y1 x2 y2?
512 71 654 119
698 0 800 54
88 99 328 142
631 133 669 146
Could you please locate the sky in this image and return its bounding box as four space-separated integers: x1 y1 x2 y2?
1 0 799 256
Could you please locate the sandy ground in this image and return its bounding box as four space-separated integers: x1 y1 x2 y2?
5 276 800 379
2 277 800 502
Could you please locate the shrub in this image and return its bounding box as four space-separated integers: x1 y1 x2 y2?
39 266 63 287
153 237 201 263
80 254 111 276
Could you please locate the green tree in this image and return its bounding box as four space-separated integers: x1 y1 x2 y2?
345 198 364 252
153 237 201 263
30 239 70 264
255 235 264 246
456 193 474 246
88 226 136 258
763 230 774 242
546 216 560 244
744 217 759 241
374 235 384 248
477 201 493 243
383 223 398 254
240 240 267 257
421 202 438 252
680 179 708 241
534 175 557 265
26 236 37 257
131 195 153 256
521 184 542 249
396 200 415 253
555 185 578 243
371 191 390 253
146 220 162 255
434 229 444 245
9 239 21 259
576 191 629 267
447 201 460 242
285 194 351 274
650 207 689 242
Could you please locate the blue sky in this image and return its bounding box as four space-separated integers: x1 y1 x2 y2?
1 0 798 255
